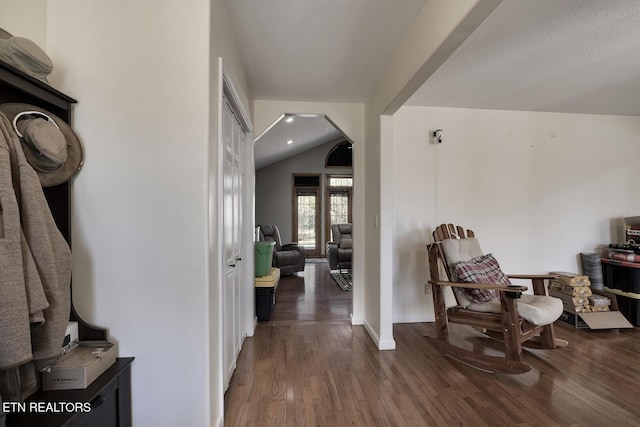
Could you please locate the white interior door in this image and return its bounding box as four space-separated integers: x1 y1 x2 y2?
233 117 245 358
222 97 246 390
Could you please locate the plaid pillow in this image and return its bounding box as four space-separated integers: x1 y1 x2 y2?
452 253 510 303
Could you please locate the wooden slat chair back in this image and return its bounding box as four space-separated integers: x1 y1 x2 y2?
427 224 566 374
432 224 474 282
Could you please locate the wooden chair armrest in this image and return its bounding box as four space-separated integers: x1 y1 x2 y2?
507 274 557 280
428 280 528 293
506 274 558 296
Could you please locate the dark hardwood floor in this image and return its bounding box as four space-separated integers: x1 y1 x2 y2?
268 259 352 324
225 261 640 426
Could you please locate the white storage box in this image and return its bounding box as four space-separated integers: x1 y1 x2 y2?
42 341 117 391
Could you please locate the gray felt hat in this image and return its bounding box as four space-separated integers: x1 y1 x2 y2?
0 28 53 83
0 28 12 39
0 103 84 187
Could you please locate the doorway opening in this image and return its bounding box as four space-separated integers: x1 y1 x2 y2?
254 113 355 323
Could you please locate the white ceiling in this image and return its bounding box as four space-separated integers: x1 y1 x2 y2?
223 0 640 168
407 0 640 116
254 114 344 169
222 0 427 102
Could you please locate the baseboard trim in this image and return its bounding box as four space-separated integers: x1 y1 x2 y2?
350 313 364 325
363 320 396 350
378 338 396 350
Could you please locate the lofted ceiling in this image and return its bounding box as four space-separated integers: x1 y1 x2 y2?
254 114 345 170
222 0 640 168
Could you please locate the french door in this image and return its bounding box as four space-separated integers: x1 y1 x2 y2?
293 184 320 258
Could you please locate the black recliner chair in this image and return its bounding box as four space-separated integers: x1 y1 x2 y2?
258 224 306 275
326 224 352 271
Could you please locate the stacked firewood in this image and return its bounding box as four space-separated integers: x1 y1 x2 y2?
550 272 611 313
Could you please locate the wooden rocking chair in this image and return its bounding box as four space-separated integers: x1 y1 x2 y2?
426 224 567 374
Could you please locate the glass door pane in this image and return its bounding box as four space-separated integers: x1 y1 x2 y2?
325 174 353 252
329 192 350 238
297 191 317 251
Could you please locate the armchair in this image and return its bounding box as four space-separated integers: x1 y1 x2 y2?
326 224 352 270
258 224 305 275
426 224 566 374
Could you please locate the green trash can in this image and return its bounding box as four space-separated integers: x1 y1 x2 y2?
255 241 275 277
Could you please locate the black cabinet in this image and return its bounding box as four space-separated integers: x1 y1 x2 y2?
602 258 640 326
6 358 133 427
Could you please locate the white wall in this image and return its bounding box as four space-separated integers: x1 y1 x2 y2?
46 1 211 426
392 105 640 322
255 139 352 248
0 0 47 49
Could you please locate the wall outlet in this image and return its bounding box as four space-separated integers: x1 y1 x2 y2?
424 283 432 294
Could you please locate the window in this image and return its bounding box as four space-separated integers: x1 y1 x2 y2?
328 177 352 187
325 174 352 242
325 141 353 168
